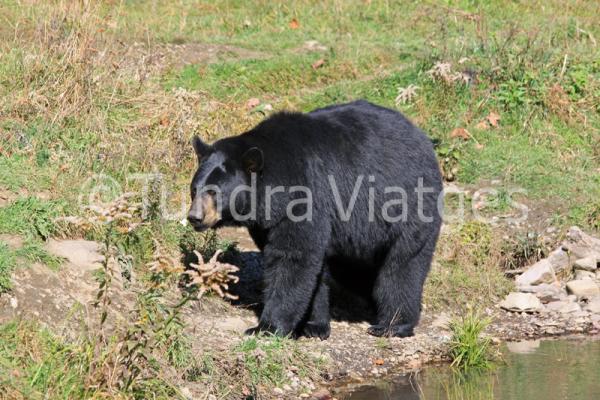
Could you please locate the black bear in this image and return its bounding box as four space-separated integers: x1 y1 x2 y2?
188 100 442 339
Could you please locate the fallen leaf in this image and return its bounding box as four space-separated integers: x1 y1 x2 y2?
486 111 501 127
246 98 260 109
374 358 385 365
450 128 471 140
289 18 300 29
475 143 485 150
159 116 170 126
475 121 489 130
312 58 325 70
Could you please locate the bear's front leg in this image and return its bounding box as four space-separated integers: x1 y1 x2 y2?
247 220 329 337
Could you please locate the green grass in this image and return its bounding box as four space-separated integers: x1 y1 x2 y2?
0 243 16 293
0 320 181 400
0 197 63 240
448 310 496 371
233 334 324 389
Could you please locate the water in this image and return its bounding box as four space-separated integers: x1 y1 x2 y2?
339 338 600 400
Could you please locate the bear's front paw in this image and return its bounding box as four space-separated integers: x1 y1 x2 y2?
367 323 414 338
297 322 331 340
244 320 294 337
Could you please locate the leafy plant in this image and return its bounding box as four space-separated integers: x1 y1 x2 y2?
0 197 64 240
448 310 496 371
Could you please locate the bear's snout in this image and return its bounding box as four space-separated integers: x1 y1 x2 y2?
188 194 220 231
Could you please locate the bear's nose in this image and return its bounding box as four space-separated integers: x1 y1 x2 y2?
187 213 202 226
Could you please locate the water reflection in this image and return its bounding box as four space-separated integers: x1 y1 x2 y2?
339 338 600 400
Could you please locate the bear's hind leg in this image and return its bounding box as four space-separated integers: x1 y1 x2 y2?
296 267 331 340
368 237 435 338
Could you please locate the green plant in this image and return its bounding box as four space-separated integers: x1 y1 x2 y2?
500 233 547 271
0 243 16 293
234 334 322 388
0 197 64 240
448 309 496 371
14 239 63 270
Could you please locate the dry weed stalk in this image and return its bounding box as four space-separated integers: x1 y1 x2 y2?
395 84 420 105
427 62 472 85
184 250 240 299
146 239 182 275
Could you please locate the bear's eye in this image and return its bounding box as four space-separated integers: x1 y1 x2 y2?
191 187 197 199
206 189 216 197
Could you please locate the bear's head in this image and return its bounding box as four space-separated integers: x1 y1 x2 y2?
187 136 263 231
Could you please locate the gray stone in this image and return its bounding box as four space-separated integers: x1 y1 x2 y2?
519 283 563 303
546 248 572 274
559 302 581 313
516 248 572 288
46 239 104 271
563 226 600 260
499 292 543 312
516 259 556 287
574 270 596 280
545 300 579 314
584 297 600 313
574 256 597 272
566 280 600 299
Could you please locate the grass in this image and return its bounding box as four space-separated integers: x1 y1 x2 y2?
0 197 64 240
448 309 496 371
425 221 514 311
0 243 16 293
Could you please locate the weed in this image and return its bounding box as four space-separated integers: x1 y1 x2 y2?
448 309 496 371
500 232 547 271
233 334 324 390
0 243 16 293
0 197 64 240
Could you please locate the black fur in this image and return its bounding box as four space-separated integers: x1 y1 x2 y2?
189 100 443 339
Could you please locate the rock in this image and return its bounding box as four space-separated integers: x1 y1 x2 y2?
215 316 251 334
563 226 600 260
516 248 571 288
545 301 564 312
566 280 600 299
499 292 543 312
546 248 572 274
584 297 600 313
310 388 332 400
519 283 563 303
574 256 597 272
516 259 556 287
46 239 104 271
574 270 595 280
559 302 581 314
545 300 580 313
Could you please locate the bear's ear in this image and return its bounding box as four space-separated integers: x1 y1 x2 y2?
242 147 264 173
191 136 210 161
